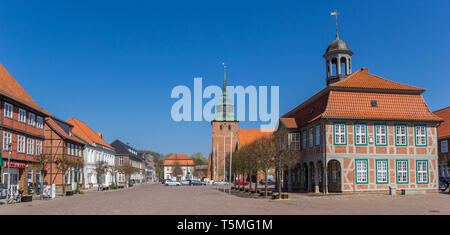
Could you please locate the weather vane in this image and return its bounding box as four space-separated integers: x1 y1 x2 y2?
331 10 339 37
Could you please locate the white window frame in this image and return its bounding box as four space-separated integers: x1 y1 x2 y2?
396 160 408 184
355 124 367 145
27 138 34 155
289 132 300 151
375 124 387 145
415 125 426 146
36 116 43 129
4 102 13 119
355 160 368 184
17 135 26 153
308 128 313 148
18 109 27 123
416 161 428 184
315 125 321 146
36 140 43 155
395 125 407 146
3 131 12 150
334 123 346 145
376 160 388 183
28 113 35 126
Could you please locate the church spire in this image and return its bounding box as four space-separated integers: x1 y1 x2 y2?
222 62 227 92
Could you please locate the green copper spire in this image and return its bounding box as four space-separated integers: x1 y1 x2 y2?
213 62 236 121
222 62 227 93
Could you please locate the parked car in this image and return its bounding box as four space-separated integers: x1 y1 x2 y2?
259 179 274 185
439 177 449 191
190 180 205 186
181 180 191 185
235 180 249 185
213 181 229 186
165 181 181 186
162 179 172 184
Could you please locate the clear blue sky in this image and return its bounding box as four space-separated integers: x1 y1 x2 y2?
0 0 448 158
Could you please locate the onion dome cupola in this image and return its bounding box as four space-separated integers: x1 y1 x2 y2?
323 31 354 85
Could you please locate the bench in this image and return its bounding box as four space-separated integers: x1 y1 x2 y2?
401 189 426 195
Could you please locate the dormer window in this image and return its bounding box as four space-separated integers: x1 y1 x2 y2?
371 100 378 107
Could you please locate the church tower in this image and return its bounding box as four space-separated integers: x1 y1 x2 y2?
323 22 353 85
208 64 239 181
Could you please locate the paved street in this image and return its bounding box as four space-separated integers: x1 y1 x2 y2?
0 183 448 215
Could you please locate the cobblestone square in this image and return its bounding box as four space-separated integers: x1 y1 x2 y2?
0 183 448 215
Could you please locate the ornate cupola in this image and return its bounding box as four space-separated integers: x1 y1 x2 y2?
323 25 354 85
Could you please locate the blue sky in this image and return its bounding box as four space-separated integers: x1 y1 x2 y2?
0 0 449 157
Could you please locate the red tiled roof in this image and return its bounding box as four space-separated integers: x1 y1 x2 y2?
45 117 84 144
279 118 299 129
67 117 114 150
330 68 426 92
282 68 441 126
238 129 273 147
323 90 442 121
163 154 194 166
0 63 52 116
434 107 450 139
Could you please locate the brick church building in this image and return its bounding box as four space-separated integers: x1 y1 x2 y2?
207 67 273 182
278 30 442 193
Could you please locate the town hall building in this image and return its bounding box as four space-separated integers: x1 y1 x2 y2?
278 30 442 193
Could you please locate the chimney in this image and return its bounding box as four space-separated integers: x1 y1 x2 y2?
361 68 369 73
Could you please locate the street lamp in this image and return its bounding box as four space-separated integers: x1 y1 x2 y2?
6 143 12 203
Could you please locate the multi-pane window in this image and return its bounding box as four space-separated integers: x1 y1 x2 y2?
334 123 346 145
67 143 71 155
71 144 74 156
19 109 27 123
416 161 428 184
308 128 313 148
376 160 388 183
289 132 300 151
36 140 43 155
302 131 307 150
119 157 124 166
375 125 387 145
355 160 368 183
396 160 408 183
28 113 35 126
27 138 34 155
4 102 13 118
395 125 407 146
355 124 367 145
315 125 321 146
3 131 12 150
36 116 43 129
17 135 26 153
415 125 426 146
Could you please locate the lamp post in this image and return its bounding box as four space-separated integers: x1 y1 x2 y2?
6 143 12 203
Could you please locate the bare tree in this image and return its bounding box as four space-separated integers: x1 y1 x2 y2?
172 162 183 181
55 156 77 195
255 138 276 197
31 149 52 199
118 161 138 186
272 129 300 197
94 160 109 190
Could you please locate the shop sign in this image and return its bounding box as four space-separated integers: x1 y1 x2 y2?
4 162 26 169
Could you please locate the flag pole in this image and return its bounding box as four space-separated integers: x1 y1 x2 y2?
229 132 233 195
223 135 226 192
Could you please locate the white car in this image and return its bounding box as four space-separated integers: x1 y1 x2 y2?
212 181 229 185
181 180 191 185
165 181 181 186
